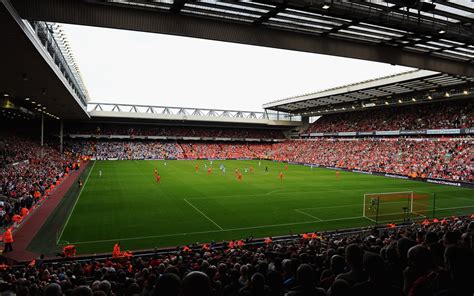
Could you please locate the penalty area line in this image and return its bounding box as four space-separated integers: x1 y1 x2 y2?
184 198 224 230
185 186 418 201
266 189 285 195
294 209 322 221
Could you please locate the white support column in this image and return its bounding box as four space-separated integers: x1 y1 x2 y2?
60 119 64 154
41 113 44 158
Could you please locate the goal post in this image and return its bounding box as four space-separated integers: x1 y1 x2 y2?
363 191 432 224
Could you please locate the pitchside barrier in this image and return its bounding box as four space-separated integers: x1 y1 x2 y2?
300 164 473 189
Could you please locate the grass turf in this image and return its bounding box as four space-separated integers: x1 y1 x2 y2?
57 160 474 254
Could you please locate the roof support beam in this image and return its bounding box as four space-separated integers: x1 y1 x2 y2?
432 0 474 14
254 2 286 26
384 0 473 25
170 0 186 14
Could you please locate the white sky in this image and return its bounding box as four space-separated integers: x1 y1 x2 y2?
62 24 414 111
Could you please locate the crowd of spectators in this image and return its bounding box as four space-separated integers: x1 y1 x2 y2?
181 143 272 159
66 136 472 183
307 99 473 133
0 137 77 228
66 124 285 140
66 141 275 161
272 138 472 183
0 139 36 166
68 142 183 160
1 216 473 296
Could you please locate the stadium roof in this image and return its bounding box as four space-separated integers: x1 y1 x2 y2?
263 69 474 114
10 0 474 76
0 1 89 119
87 102 302 126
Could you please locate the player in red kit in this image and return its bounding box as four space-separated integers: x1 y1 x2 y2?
336 171 340 179
249 165 253 173
156 174 161 183
280 171 284 181
237 172 242 182
195 164 199 173
207 167 212 175
285 165 288 171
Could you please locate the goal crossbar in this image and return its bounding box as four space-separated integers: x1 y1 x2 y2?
363 191 414 196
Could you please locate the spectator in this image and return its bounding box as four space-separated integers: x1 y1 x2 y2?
336 244 367 286
403 245 435 295
44 283 62 296
352 252 403 296
223 269 243 296
436 246 474 296
286 264 325 296
239 272 269 296
327 279 350 296
182 271 211 296
320 255 345 290
154 273 181 296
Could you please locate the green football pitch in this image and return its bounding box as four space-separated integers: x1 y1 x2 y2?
57 160 474 254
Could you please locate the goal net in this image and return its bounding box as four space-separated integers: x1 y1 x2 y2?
363 191 432 223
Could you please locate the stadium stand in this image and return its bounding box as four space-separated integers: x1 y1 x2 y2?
180 143 272 159
0 136 78 228
307 99 473 133
66 124 285 139
68 141 184 160
67 141 274 160
0 216 472 296
271 138 472 183
66 136 472 182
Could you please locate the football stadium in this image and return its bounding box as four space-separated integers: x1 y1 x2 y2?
1 0 473 295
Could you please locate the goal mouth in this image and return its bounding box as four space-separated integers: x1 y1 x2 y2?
363 191 432 224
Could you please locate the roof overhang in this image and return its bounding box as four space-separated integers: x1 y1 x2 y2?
87 103 302 127
263 70 473 114
10 0 474 76
0 1 89 119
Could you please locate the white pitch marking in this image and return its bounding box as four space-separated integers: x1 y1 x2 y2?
294 209 323 221
65 204 474 245
184 198 224 230
57 161 96 243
